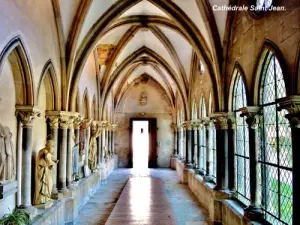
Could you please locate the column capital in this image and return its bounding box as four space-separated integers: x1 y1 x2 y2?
182 121 193 130
227 112 236 129
211 112 229 130
202 118 213 128
45 115 60 128
171 123 178 132
277 96 300 128
15 106 41 127
240 107 262 129
74 116 83 129
191 120 201 130
99 121 109 129
111 124 118 131
81 118 92 129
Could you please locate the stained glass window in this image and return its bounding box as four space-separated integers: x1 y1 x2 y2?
259 51 293 225
232 72 250 206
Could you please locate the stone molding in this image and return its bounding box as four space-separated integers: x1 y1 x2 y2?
239 107 262 129
15 106 41 128
191 120 201 130
99 121 109 129
277 95 300 128
74 117 83 129
45 115 59 129
81 119 92 129
182 121 193 130
211 112 229 130
45 111 79 129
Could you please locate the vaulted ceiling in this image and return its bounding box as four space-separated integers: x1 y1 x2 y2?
58 0 230 114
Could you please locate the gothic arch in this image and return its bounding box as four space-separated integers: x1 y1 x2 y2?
228 62 249 111
252 40 291 105
37 60 60 111
0 36 34 106
82 88 90 119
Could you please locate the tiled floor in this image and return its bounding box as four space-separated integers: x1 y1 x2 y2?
76 169 210 225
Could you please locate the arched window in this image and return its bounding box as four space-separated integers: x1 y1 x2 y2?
232 71 250 205
259 51 292 225
192 101 198 120
199 97 206 173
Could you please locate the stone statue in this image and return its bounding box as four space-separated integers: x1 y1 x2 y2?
33 140 58 205
88 127 101 171
0 124 15 181
72 135 80 181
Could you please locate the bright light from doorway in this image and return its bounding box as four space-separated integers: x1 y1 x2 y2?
132 121 149 176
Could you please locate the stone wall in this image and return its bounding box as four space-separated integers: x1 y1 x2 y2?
115 79 174 168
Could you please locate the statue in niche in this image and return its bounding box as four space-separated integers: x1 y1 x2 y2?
0 124 15 181
33 139 58 205
89 127 101 171
72 135 80 181
140 92 147 106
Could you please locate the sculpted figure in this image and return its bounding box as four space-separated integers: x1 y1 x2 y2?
0 125 15 181
34 140 58 205
88 127 101 171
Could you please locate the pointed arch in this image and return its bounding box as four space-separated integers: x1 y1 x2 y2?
37 59 60 111
253 40 290 105
0 36 34 105
82 88 90 119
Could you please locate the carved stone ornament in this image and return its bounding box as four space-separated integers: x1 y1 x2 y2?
81 119 92 129
277 96 300 128
0 124 16 181
240 107 262 129
140 92 147 106
97 44 115 66
211 112 229 130
15 107 41 127
46 115 59 129
74 117 83 129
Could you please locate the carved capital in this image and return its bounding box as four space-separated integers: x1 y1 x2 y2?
81 119 92 129
111 124 117 132
227 112 236 129
191 120 201 130
277 96 300 127
59 115 71 129
46 115 60 128
211 113 229 130
183 121 193 130
99 121 109 130
15 106 41 128
74 117 83 129
202 118 213 128
240 107 262 129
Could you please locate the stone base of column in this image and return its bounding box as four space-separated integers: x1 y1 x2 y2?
245 205 263 220
84 165 91 177
18 205 37 219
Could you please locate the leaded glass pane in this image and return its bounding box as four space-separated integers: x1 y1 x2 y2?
233 72 250 205
259 52 292 225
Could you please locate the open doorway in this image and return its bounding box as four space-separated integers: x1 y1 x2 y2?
132 120 149 173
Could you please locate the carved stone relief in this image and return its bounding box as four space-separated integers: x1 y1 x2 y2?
0 124 15 181
140 92 147 106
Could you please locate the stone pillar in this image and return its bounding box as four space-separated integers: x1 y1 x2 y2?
82 119 92 177
192 121 200 169
15 107 40 211
204 120 214 181
45 114 59 195
111 124 117 155
67 116 76 188
182 125 186 161
212 113 229 190
176 126 180 156
184 121 193 167
277 96 299 225
57 114 70 193
171 124 178 157
73 117 82 180
239 107 263 218
227 114 236 192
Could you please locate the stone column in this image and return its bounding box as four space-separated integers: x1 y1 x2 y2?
212 113 229 190
184 121 193 167
204 119 213 181
57 114 71 193
111 124 117 155
101 121 108 160
176 126 179 156
239 107 262 218
171 124 178 157
277 96 299 224
82 119 92 177
73 117 82 181
227 114 236 192
15 107 40 211
192 121 200 169
67 116 76 188
45 114 59 195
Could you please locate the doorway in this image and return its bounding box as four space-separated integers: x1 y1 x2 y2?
132 121 149 172
129 118 157 169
